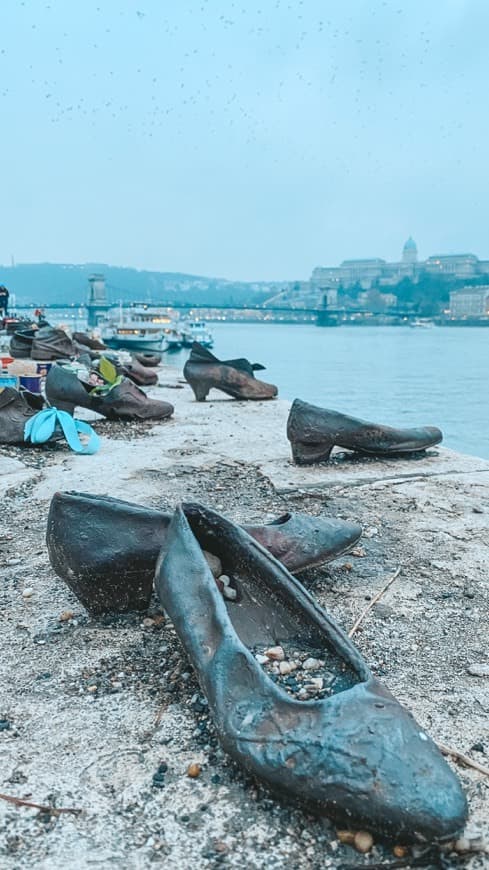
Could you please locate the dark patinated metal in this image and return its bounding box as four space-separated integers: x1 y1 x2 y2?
155 504 467 843
31 326 77 360
119 357 159 387
183 342 278 401
287 399 443 465
0 387 60 445
10 326 38 359
72 331 107 351
46 491 362 614
45 364 173 420
133 352 162 367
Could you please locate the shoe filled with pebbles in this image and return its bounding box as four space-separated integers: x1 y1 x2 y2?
156 503 467 843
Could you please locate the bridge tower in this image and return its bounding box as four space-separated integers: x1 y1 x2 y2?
86 274 110 327
316 288 339 327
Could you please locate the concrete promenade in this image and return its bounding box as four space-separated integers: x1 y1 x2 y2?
0 365 488 868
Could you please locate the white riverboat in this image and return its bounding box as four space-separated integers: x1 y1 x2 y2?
181 318 214 348
409 318 435 329
101 305 182 352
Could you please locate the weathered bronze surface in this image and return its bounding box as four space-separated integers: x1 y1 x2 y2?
155 504 467 843
287 398 443 464
183 342 278 401
46 492 361 614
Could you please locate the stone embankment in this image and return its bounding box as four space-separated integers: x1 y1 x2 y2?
1 364 488 868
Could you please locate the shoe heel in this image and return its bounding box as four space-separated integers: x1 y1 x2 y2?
187 377 210 402
53 399 76 415
290 440 334 465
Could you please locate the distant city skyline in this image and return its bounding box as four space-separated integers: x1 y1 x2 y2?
2 1 489 280
5 235 489 285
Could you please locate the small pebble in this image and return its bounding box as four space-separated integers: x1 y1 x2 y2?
337 830 355 845
142 617 155 628
302 657 325 671
187 762 201 778
218 574 230 587
203 551 222 578
87 685 98 693
454 837 470 853
279 661 298 675
352 546 366 558
354 831 373 854
255 654 269 665
59 610 74 622
213 841 228 854
22 588 34 599
223 586 237 601
393 845 408 858
306 677 324 690
265 646 285 661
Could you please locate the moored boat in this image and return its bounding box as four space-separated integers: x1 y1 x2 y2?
181 318 214 348
101 324 167 352
409 318 435 329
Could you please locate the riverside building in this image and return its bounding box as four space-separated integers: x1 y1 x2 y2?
449 286 489 318
311 239 489 293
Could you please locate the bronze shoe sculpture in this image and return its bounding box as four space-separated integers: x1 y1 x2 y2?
287 399 443 465
184 342 278 401
72 331 107 351
31 326 77 361
133 352 162 367
120 358 158 387
45 364 173 421
0 387 59 444
81 354 159 387
155 504 467 843
46 491 362 615
10 326 38 359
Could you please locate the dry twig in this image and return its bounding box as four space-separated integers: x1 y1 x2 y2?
348 567 402 638
153 700 170 728
0 792 82 816
438 743 489 777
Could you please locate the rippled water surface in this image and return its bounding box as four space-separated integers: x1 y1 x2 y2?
171 324 489 460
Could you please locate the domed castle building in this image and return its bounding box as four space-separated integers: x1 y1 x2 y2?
311 238 489 293
402 236 418 264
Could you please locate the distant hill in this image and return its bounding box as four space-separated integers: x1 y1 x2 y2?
0 262 290 307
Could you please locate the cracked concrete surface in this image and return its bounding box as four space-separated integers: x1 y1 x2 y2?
0 365 488 869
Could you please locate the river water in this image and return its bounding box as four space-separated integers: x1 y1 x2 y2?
18 310 489 459
170 324 489 460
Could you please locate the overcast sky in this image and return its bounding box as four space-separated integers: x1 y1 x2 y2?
1 0 488 280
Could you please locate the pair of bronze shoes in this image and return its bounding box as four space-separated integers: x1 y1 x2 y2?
46 492 466 844
45 364 173 422
184 342 278 401
10 325 78 361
